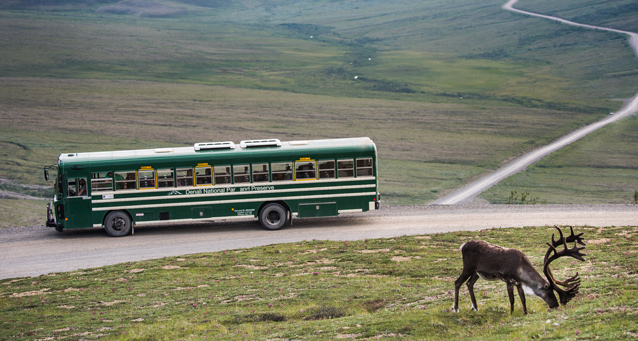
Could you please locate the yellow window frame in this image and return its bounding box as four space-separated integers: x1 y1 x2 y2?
294 159 317 181
137 168 157 190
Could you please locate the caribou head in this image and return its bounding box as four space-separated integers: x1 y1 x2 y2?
452 226 586 314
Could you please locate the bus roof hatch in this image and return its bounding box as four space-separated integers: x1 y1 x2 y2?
240 139 282 148
194 141 236 151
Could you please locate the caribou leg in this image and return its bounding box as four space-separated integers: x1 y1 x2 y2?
516 285 528 315
466 273 480 311
453 270 475 312
507 283 515 313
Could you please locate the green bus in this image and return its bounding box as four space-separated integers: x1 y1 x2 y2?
45 137 380 236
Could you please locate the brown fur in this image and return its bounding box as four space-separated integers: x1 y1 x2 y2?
453 226 586 314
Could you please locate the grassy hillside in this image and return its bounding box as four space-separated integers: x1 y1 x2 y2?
482 115 638 205
1 225 636 339
1 0 637 224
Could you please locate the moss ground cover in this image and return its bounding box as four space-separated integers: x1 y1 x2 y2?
1 225 637 339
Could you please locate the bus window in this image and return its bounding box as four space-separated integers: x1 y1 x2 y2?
295 161 316 180
214 166 230 184
157 169 174 188
138 169 156 189
234 165 250 183
176 168 193 187
356 158 373 176
318 160 335 179
195 167 212 185
91 172 113 192
337 159 354 178
252 163 269 182
115 171 136 190
67 178 87 197
272 162 292 181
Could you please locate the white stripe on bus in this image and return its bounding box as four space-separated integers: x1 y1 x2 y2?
91 183 377 204
91 177 375 198
91 192 377 212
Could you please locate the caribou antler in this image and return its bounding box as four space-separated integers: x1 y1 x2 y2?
548 225 586 249
543 226 587 305
544 226 587 288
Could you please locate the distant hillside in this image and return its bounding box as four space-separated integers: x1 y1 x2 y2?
0 0 235 13
2 0 636 112
5 0 637 47
1 0 637 207
0 0 116 9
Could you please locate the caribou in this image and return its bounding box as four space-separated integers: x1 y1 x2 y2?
452 226 586 314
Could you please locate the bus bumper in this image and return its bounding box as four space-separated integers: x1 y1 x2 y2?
370 200 380 211
46 202 63 231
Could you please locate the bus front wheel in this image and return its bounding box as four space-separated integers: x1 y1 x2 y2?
259 203 288 230
104 211 132 237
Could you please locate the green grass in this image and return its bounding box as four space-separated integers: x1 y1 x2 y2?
1 225 636 339
482 115 638 204
0 199 46 228
514 0 638 32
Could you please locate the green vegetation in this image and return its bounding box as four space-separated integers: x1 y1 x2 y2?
0 199 45 228
1 225 636 339
505 190 544 205
483 116 638 204
515 0 638 32
1 0 638 225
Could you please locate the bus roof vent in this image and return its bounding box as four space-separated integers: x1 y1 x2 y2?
240 139 282 148
194 141 236 151
154 148 174 153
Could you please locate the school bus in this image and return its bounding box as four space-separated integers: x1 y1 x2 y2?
45 137 380 236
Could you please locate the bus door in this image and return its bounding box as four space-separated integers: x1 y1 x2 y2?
65 177 92 228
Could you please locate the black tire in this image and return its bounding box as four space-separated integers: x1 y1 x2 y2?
259 203 288 230
104 211 132 237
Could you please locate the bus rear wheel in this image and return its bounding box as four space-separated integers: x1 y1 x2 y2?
104 211 132 237
259 203 288 230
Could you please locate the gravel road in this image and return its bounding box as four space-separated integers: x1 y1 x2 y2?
1 204 636 280
433 1 638 204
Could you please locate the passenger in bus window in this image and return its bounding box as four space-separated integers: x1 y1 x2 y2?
177 169 193 186
234 166 250 183
67 179 77 196
197 168 212 185
78 179 87 196
296 165 308 179
125 173 135 189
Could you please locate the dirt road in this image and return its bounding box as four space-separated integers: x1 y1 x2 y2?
1 205 636 280
433 1 638 205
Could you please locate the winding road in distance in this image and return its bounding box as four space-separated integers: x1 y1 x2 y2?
433 0 638 205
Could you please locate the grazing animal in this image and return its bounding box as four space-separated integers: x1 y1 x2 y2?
452 226 586 314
